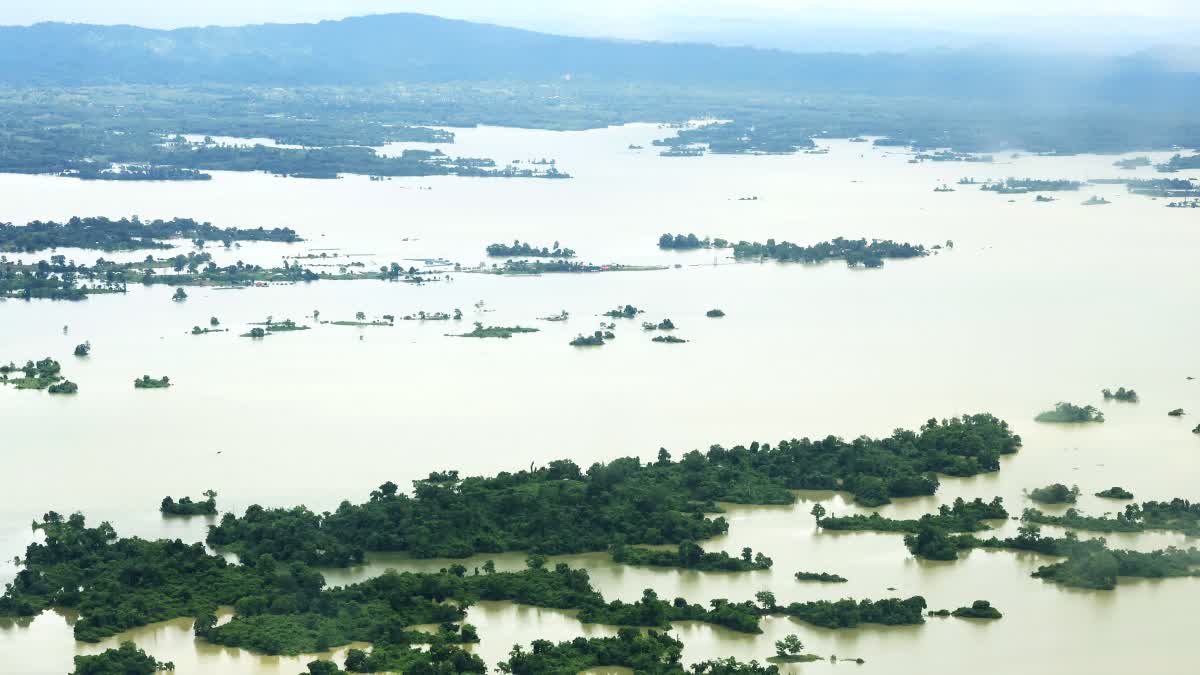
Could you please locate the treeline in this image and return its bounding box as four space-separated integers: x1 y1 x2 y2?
205 414 1020 564
819 497 1007 533
610 542 773 572
658 233 731 250
486 240 576 258
0 216 301 253
1023 498 1200 537
731 237 927 268
981 178 1083 193
903 522 1200 589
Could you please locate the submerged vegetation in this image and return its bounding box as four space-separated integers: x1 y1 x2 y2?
453 322 539 339
819 497 1008 534
204 414 1019 564
1035 402 1104 423
71 641 174 674
952 600 1002 619
732 237 926 268
570 331 612 346
1023 498 1200 537
160 491 218 516
610 542 773 572
486 240 576 258
794 571 847 583
0 216 301 253
1102 387 1138 402
1 358 67 391
1095 487 1134 499
134 375 171 389
1029 483 1080 504
658 233 731 250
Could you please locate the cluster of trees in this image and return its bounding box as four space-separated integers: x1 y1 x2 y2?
604 304 643 318
1 357 70 391
652 335 688 344
454 323 540 339
1102 387 1138 402
1029 483 1080 504
903 521 1200 589
819 497 1008 533
1034 402 1104 423
206 414 1021 564
951 600 1002 619
657 233 731 250
570 331 612 346
706 309 725 318
134 375 171 389
981 178 1083 193
610 542 773 572
160 490 218 516
71 641 174 674
486 240 576 258
1023 498 1200 537
794 571 847 583
0 216 301 253
1095 486 1134 499
731 237 926 268
498 630 781 674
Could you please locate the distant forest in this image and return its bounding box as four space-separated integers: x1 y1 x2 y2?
0 13 1197 180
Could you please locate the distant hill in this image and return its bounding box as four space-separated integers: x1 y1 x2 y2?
1 13 1197 107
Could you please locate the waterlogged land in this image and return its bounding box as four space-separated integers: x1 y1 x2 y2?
1 128 1200 674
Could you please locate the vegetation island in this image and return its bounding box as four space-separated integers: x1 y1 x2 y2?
706 309 725 317
732 236 926 268
2 358 64 389
453 323 540 339
1168 408 1186 417
766 635 821 664
818 497 1008 534
1022 498 1200 537
538 310 569 322
0 216 301 253
1082 196 1111 205
658 233 731 250
402 309 462 321
486 240 576 258
951 600 1002 619
71 641 174 674
1114 156 1152 169
570 331 612 346
1095 487 1134 499
160 491 218 516
1102 387 1138 402
652 335 688 344
134 375 171 389
1029 483 1080 504
604 304 643 318
0 252 435 301
1035 402 1104 423
470 260 666 276
610 542 773 572
73 342 91 357
643 319 676 330
981 178 1083 194
794 571 847 583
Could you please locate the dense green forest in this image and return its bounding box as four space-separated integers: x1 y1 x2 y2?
1022 499 1200 536
205 414 1020 564
818 497 1008 533
71 641 174 674
0 217 300 253
486 240 576 258
610 542 773 572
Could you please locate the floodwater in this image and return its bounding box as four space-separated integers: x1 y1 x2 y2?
1 125 1198 674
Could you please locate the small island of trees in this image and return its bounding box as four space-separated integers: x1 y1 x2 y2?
1 358 72 392
1168 408 1186 417
652 335 688 344
1035 402 1104 423
658 233 731 250
1029 483 1080 504
706 309 725 317
951 600 1002 619
134 375 171 389
453 323 540 339
74 342 91 357
71 641 174 674
1102 387 1138 402
1096 487 1134 499
794 571 847 583
732 236 926 268
570 331 612 346
610 542 773 572
604 304 643 318
160 490 218 516
486 240 576 258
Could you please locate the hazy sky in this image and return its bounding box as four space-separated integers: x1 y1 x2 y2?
2 1 1195 53
2 0 1194 28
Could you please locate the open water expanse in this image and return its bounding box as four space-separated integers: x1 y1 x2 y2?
2 124 1198 673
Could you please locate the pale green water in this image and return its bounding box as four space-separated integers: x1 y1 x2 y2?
1 125 1198 673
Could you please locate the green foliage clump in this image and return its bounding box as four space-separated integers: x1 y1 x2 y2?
48 380 79 394
453 322 539 338
487 240 575 258
610 542 772 572
1168 408 1186 417
498 629 684 674
1 357 65 390
0 216 300 253
1035 402 1103 423
706 309 725 317
570 331 609 346
821 497 1007 533
1029 483 1080 504
134 375 171 389
206 414 1021 564
951 600 1002 619
1095 487 1134 499
1102 387 1138 402
603 304 642 318
71 641 174 674
160 490 217 516
74 342 91 357
794 571 847 583
732 236 926 268
780 596 927 628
